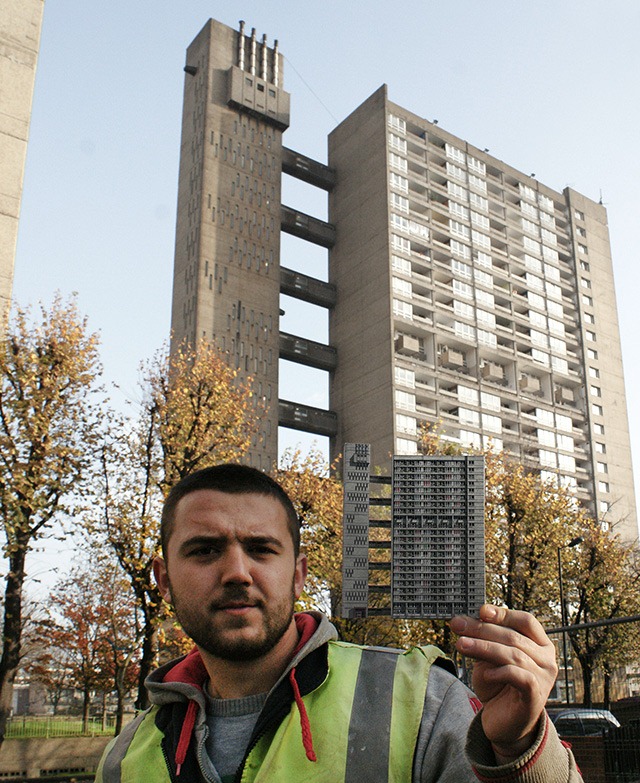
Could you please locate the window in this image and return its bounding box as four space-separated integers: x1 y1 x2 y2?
575 209 585 221
451 240 471 259
522 218 538 236
475 251 492 269
538 429 556 447
389 152 407 172
586 330 596 342
529 310 546 328
455 321 476 341
468 155 486 175
544 263 560 282
474 268 493 288
389 134 407 153
458 385 479 405
459 408 480 426
581 277 591 289
447 181 468 201
468 173 487 193
598 481 610 493
587 348 598 361
582 294 593 306
477 309 496 327
393 299 413 319
558 454 576 472
395 367 415 388
450 201 469 220
390 172 409 192
481 391 500 412
599 501 611 515
580 259 590 271
396 413 417 435
536 408 554 426
547 300 564 318
539 449 557 468
541 228 557 246
472 230 491 248
388 114 406 133
528 291 545 309
476 289 494 308
530 329 548 347
576 226 586 237
589 366 600 379
391 234 410 254
551 356 568 374
549 337 566 355
453 279 473 298
391 213 410 233
482 413 502 433
454 300 474 319
450 220 471 240
549 318 565 336
556 414 572 432
594 422 605 435
469 192 488 211
532 349 549 365
591 385 601 398
543 245 559 263
523 236 541 254
445 143 466 164
526 272 544 291
578 244 588 255
395 390 416 411
521 201 537 218
546 281 562 301
472 212 490 230
452 258 472 278
539 194 554 212
584 312 595 324
525 254 542 273
592 403 604 416
396 438 418 455
392 276 412 297
595 442 606 454
391 192 409 213
392 255 411 275
477 329 497 348
597 462 608 474
447 162 466 182
519 183 536 201
557 434 574 452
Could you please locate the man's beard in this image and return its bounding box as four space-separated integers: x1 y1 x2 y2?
170 582 296 662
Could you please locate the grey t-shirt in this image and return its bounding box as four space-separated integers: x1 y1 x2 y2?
202 686 268 783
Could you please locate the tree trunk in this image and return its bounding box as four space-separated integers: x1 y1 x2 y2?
581 659 593 707
0 548 27 746
603 669 611 710
135 623 156 711
82 687 91 733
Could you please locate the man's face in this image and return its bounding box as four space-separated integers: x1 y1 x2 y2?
154 489 306 662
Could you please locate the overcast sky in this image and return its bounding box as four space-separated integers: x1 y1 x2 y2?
15 1 640 586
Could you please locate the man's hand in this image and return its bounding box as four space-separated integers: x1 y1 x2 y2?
449 604 558 764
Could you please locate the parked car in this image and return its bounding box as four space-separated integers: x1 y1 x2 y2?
546 707 621 737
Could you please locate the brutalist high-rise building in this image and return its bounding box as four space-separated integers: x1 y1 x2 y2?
171 19 637 540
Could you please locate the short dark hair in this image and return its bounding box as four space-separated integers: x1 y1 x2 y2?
160 464 301 558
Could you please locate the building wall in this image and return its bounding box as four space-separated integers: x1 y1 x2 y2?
327 87 637 540
171 19 289 469
0 0 44 323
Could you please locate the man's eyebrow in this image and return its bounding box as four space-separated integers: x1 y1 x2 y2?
241 534 284 549
178 535 225 553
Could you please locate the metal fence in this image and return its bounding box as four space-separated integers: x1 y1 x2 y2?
6 715 117 738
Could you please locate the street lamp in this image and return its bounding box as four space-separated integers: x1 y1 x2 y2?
557 536 583 705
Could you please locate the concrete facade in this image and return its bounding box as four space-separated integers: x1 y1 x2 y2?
328 86 637 540
171 19 290 470
173 21 637 540
0 0 44 323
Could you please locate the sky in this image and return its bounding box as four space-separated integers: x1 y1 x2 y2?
14 1 640 587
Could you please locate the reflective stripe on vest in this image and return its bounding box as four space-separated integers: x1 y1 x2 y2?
246 642 446 783
97 709 171 783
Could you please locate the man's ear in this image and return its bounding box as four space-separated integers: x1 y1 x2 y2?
294 554 308 600
153 556 172 604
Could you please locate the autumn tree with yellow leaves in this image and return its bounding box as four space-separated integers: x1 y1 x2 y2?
96 340 262 709
0 297 102 743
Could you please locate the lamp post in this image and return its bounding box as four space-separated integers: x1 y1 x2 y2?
557 536 583 705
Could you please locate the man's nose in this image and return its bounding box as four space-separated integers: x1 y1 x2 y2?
220 545 253 584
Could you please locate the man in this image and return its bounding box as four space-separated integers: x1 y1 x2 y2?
97 464 580 782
